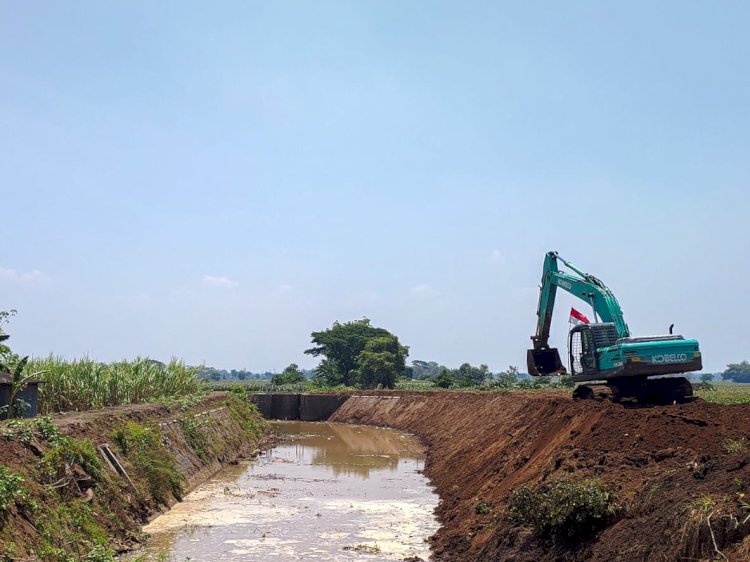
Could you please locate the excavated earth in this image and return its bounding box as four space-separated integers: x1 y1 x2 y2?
331 391 750 561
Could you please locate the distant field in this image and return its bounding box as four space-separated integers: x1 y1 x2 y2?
695 382 750 405
205 378 750 404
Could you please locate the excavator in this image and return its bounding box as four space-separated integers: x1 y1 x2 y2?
527 251 702 403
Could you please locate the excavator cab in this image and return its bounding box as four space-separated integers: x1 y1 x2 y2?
568 323 620 377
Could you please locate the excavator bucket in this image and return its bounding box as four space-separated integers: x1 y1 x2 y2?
527 348 565 376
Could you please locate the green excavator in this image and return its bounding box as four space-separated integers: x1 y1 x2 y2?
527 251 702 403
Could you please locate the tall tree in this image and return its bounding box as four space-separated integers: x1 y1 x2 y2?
305 319 407 387
721 361 750 383
353 335 408 389
271 363 306 385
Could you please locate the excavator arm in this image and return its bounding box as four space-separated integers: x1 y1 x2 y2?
528 251 630 375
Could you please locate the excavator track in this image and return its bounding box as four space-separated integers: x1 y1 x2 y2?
573 376 694 405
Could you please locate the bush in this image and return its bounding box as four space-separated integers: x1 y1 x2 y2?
0 467 29 515
508 478 621 543
42 437 103 484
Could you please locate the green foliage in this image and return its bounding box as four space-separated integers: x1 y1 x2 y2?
353 336 407 389
36 501 113 561
179 416 211 461
0 309 17 363
474 500 493 515
431 363 493 388
723 438 747 454
434 368 455 388
721 361 750 383
42 436 103 484
225 394 265 439
305 318 408 387
28 356 202 413
271 363 306 386
411 360 442 380
112 422 183 503
0 467 30 515
493 366 520 389
700 372 714 383
5 416 64 445
508 478 621 543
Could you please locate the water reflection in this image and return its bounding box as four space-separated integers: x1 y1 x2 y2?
125 421 439 561
274 421 423 478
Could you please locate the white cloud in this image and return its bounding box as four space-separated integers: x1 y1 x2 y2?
410 283 439 298
274 284 293 293
202 275 238 288
0 267 42 283
489 249 505 264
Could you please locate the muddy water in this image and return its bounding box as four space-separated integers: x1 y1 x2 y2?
127 421 439 561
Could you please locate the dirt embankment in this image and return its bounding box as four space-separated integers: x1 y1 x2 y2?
0 393 271 561
331 392 750 561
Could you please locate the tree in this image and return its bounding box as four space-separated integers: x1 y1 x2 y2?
454 363 491 387
271 363 306 386
495 365 519 388
434 368 455 389
412 360 442 380
700 373 714 383
305 319 408 387
721 361 750 383
0 309 18 364
353 335 408 389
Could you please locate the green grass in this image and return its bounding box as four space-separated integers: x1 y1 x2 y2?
695 382 750 405
28 356 202 413
112 422 184 503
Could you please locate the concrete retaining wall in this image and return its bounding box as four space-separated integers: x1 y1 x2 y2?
250 393 349 421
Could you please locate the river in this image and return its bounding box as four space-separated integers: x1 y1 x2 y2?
125 421 440 561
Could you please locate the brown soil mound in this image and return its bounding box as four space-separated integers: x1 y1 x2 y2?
331 392 750 561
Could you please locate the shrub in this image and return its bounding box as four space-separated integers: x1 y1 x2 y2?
42 437 103 484
0 467 29 514
474 500 493 515
723 438 747 454
508 478 621 543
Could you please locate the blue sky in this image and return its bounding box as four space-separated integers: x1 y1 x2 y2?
1 1 748 372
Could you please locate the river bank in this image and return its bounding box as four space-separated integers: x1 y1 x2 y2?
330 391 750 561
0 393 271 561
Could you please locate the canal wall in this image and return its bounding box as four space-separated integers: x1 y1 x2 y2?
250 393 350 421
330 391 750 562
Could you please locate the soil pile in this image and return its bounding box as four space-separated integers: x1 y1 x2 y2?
331 392 750 561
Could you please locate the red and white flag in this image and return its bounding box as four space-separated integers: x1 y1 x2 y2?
569 307 590 326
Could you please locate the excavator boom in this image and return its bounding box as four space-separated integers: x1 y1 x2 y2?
528 251 629 375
